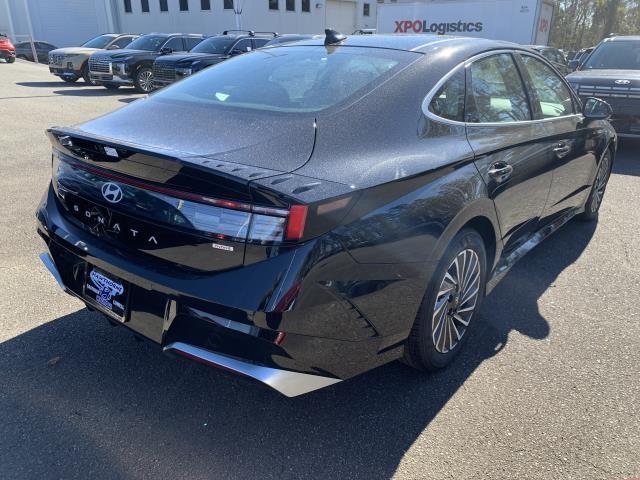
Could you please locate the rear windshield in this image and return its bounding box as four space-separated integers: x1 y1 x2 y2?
582 41 640 70
126 35 168 52
82 35 116 49
191 36 235 54
150 46 417 113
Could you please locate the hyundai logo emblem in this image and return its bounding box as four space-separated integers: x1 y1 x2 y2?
101 182 123 204
614 79 631 85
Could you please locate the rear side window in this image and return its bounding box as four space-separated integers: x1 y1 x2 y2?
520 55 575 118
467 53 531 123
428 68 465 122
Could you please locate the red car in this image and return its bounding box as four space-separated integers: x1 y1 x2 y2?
0 35 16 63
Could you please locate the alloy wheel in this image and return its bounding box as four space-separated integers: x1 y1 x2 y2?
432 248 481 354
591 152 611 212
138 70 153 93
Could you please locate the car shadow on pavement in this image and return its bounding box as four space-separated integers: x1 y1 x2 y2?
15 81 88 88
612 139 640 177
0 220 596 479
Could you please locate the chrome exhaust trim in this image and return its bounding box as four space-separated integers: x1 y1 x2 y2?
164 342 342 397
39 252 66 291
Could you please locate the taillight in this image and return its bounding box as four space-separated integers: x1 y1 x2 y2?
285 205 308 241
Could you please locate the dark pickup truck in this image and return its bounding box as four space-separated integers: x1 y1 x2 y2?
88 33 205 93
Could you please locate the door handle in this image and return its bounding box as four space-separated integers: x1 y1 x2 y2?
488 162 513 183
553 142 571 158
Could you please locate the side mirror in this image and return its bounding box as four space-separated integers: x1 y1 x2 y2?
568 59 579 71
160 47 173 55
583 97 613 120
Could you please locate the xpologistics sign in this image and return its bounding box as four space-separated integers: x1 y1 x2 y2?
394 20 484 34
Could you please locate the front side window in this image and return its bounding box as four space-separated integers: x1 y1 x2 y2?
581 40 640 70
232 39 253 53
467 53 531 123
163 37 185 52
253 38 270 48
151 46 416 113
428 68 465 122
110 36 135 49
520 55 574 119
185 37 203 50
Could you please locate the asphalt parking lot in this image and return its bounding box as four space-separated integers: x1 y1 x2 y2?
0 59 639 479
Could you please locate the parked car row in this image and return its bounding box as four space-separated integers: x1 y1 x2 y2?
44 31 315 93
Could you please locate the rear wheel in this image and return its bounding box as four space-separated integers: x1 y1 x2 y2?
6 56 15 64
403 228 486 371
134 67 154 93
579 149 612 222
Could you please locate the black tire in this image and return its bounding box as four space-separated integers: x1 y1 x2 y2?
104 84 120 90
6 56 15 64
81 63 95 85
62 76 79 83
133 67 154 93
578 149 612 222
403 228 487 371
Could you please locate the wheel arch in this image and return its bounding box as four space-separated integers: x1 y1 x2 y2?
433 198 502 273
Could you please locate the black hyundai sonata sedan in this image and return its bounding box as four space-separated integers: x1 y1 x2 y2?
37 32 616 396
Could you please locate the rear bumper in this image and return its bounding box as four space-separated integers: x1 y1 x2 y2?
36 183 419 395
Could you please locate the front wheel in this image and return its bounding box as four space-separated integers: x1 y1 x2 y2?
6 56 15 64
82 63 96 85
578 149 612 222
403 228 487 371
134 67 154 93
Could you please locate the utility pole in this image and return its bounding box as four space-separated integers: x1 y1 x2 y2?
234 0 244 30
21 0 38 63
2 0 16 42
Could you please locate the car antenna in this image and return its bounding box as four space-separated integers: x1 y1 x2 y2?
324 29 346 45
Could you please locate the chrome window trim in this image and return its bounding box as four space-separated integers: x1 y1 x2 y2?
422 49 584 127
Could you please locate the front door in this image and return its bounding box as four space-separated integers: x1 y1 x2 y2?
515 53 598 221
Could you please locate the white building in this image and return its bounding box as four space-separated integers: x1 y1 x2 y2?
1 0 385 48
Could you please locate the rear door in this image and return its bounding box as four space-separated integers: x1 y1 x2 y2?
465 52 555 253
516 52 597 220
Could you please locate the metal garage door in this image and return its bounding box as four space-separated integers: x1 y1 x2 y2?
325 0 357 35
